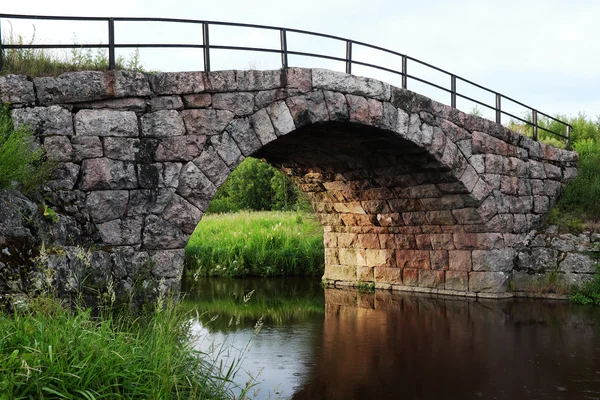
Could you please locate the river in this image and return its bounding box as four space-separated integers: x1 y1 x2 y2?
183 277 600 400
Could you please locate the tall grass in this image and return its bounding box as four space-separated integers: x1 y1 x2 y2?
0 296 243 399
185 211 324 278
1 26 143 76
0 104 52 192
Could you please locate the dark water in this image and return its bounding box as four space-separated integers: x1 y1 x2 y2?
183 277 600 400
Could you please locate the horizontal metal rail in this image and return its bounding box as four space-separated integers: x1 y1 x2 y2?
0 13 572 148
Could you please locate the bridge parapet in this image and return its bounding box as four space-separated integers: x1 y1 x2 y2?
0 68 582 298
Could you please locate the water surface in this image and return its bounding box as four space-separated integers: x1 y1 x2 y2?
183 277 600 399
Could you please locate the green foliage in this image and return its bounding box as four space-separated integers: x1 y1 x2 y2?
0 296 243 399
186 211 324 278
571 264 600 306
1 26 144 76
0 104 52 192
357 281 375 293
207 157 309 214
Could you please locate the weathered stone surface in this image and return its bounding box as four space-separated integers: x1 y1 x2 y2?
212 92 254 116
127 189 175 217
449 250 472 271
445 270 468 291
471 249 515 272
150 249 186 279
13 106 74 136
104 137 139 161
469 271 509 292
141 110 185 137
266 101 295 136
149 71 208 95
182 109 234 136
312 69 391 100
75 110 138 137
182 93 211 108
250 109 277 145
44 136 73 162
161 194 203 234
0 75 35 104
285 91 329 127
155 135 205 161
177 162 217 211
419 270 445 288
324 265 357 281
138 163 182 189
237 70 282 91
77 97 148 112
193 146 231 187
227 118 262 156
47 162 80 190
97 218 143 245
516 248 558 272
149 96 183 112
142 215 187 249
80 158 137 190
71 136 103 161
559 253 595 274
210 132 244 168
374 266 402 284
86 190 129 223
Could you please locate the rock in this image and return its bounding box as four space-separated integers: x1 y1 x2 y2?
80 158 137 190
212 92 254 116
75 109 138 137
47 162 80 190
471 249 515 272
182 109 234 136
445 270 468 291
12 106 73 136
127 189 175 217
149 71 209 95
236 70 282 91
250 109 277 145
103 137 140 161
226 118 262 156
193 146 231 187
182 93 211 108
469 271 509 292
210 132 244 168
559 253 596 274
142 215 188 249
323 90 349 121
141 110 186 137
71 136 103 161
0 75 35 104
149 249 185 279
154 135 205 161
97 218 143 245
44 136 73 162
266 101 295 136
149 96 183 112
312 68 391 101
86 190 129 223
177 162 217 211
285 91 329 127
516 248 558 272
161 194 203 234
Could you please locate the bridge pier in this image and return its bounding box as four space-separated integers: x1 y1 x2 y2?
0 68 583 300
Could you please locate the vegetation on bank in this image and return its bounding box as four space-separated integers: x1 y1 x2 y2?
1 28 143 76
185 211 324 278
0 104 52 192
207 157 310 214
0 296 246 399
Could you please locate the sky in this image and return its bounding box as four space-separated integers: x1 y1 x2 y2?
2 0 599 123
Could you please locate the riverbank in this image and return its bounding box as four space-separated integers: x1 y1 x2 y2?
185 211 324 278
0 295 246 399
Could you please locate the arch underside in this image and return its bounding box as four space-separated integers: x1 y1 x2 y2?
256 122 484 291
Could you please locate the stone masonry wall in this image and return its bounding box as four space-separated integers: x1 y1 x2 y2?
0 68 581 300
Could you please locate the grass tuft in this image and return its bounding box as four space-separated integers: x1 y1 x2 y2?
185 211 324 278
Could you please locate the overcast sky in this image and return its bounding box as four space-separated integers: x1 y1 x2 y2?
2 0 599 122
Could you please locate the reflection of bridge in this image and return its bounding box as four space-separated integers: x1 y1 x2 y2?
3 66 577 296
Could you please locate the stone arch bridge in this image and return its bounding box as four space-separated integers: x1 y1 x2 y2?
1 68 578 297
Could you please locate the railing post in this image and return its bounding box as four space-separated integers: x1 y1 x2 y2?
566 125 571 150
495 93 501 124
108 18 115 70
401 55 407 89
280 29 288 69
450 75 456 108
532 109 538 141
202 22 210 73
345 40 352 74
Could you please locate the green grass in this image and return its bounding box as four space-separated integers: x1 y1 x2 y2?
0 296 245 399
1 28 143 76
571 264 600 306
0 104 53 192
185 211 324 278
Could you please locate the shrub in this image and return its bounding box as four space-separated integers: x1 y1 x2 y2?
0 104 52 192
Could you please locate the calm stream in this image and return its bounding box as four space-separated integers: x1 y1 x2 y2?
183 277 600 400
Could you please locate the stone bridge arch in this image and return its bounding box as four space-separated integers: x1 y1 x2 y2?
2 68 577 297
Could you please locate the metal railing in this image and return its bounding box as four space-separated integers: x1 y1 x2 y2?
0 13 572 148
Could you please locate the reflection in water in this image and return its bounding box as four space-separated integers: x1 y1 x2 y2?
185 278 600 400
